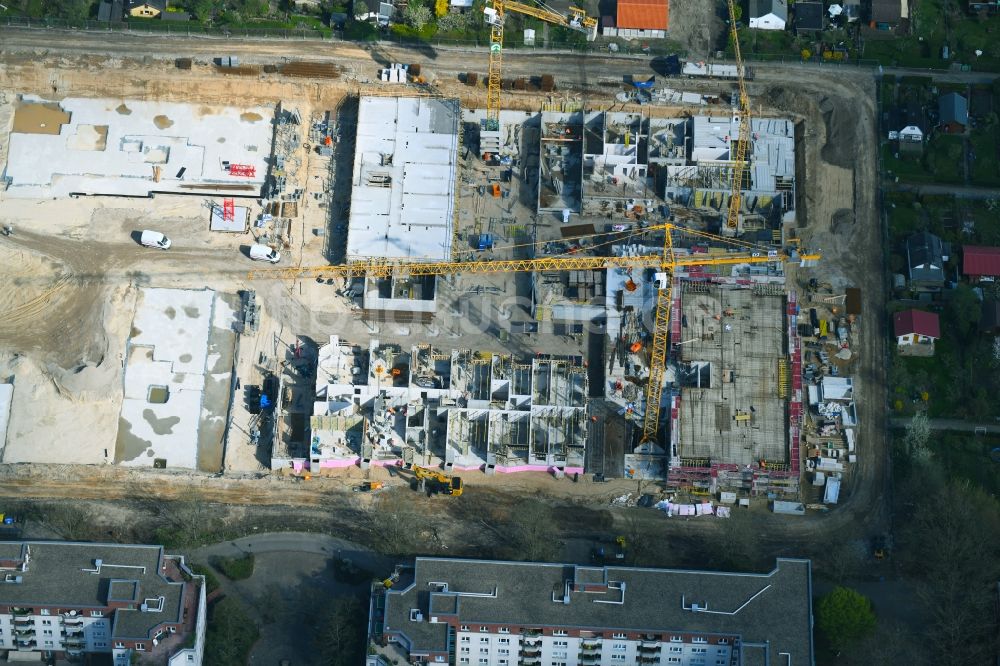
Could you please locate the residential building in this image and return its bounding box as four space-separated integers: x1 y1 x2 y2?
607 0 669 38
0 541 205 664
962 244 1000 281
97 0 125 21
748 0 788 29
368 557 814 666
127 0 166 18
870 0 902 27
793 1 824 30
897 125 924 143
355 0 395 25
938 93 969 133
894 309 940 349
346 96 458 264
905 231 947 290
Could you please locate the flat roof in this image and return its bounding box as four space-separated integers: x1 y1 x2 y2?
0 541 184 640
4 96 272 198
346 96 459 262
384 557 813 662
678 285 788 464
117 288 215 470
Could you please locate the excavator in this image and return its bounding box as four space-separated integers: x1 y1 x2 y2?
409 465 464 497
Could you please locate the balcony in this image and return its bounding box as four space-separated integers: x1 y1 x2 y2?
519 657 541 666
61 614 84 624
14 628 35 638
639 656 660 664
63 625 85 636
579 653 601 662
639 641 661 652
64 637 87 647
10 607 32 616
520 647 541 657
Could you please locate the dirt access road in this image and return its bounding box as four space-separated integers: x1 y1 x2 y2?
0 33 886 541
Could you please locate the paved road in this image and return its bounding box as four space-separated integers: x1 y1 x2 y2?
890 183 1000 200
890 417 1000 434
190 531 378 560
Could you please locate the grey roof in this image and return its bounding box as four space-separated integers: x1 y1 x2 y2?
97 0 124 21
906 231 945 283
384 558 813 661
871 0 901 22
981 300 1000 331
794 1 823 30
0 541 184 640
939 93 969 126
749 0 788 21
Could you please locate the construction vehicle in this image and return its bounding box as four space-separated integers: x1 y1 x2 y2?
412 465 464 497
249 223 818 445
482 0 597 132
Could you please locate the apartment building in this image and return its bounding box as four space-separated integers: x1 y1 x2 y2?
0 541 205 664
367 557 813 666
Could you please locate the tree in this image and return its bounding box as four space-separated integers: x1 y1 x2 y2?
435 0 449 17
815 586 876 652
204 598 259 666
506 500 560 562
948 283 981 340
904 410 932 464
403 0 432 30
191 0 214 22
54 0 91 21
900 480 1000 663
315 598 365 666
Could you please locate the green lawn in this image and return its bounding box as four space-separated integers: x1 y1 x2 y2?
924 134 965 184
882 144 936 184
214 554 255 581
930 434 1000 496
886 191 924 239
970 124 1000 186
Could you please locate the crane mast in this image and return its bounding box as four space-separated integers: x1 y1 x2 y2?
725 0 752 234
483 0 596 131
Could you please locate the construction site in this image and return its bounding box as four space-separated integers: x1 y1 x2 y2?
298 338 587 475
0 11 882 517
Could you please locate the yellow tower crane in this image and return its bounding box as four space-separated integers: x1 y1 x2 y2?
724 0 752 235
481 0 597 132
248 224 819 445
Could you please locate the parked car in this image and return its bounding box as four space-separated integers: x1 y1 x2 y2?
140 230 171 249
249 243 280 263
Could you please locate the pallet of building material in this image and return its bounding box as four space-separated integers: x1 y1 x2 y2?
279 62 341 79
280 201 298 218
175 58 193 70
215 64 262 76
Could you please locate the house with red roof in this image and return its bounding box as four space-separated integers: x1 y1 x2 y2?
962 245 1000 282
605 0 668 38
894 309 940 354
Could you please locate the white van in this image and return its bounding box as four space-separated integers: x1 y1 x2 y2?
140 230 171 250
249 243 281 263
